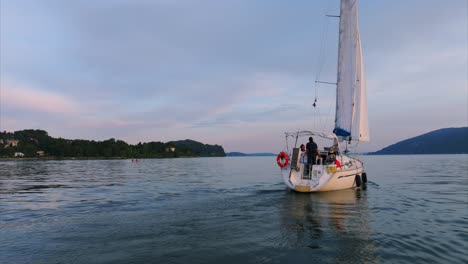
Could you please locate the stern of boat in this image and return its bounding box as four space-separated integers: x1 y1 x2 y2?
281 153 365 192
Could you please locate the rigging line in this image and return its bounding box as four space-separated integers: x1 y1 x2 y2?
321 89 335 134
321 102 331 134
312 3 327 102
314 27 329 102
313 85 319 129
314 0 334 83
316 87 323 130
313 1 336 132
355 141 360 154
313 0 334 110
313 98 317 130
315 19 330 84
320 106 327 134
314 104 320 131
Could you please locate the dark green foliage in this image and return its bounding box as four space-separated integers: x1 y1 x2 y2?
371 127 468 155
167 139 225 157
0 129 226 158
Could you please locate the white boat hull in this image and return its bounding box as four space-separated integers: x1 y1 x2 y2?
281 155 364 192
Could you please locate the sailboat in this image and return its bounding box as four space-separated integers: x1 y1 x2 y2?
277 0 369 192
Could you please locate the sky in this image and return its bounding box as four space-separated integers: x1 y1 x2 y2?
1 0 467 153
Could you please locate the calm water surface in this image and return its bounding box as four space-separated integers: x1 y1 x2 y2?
0 155 467 263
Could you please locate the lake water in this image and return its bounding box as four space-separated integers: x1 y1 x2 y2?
0 155 467 263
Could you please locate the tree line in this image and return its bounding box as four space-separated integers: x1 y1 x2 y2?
0 129 226 158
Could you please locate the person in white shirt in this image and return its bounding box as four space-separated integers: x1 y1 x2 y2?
299 144 307 164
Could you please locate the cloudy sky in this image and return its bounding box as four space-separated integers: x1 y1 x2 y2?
1 0 466 153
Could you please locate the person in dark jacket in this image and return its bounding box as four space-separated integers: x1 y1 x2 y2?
306 137 320 165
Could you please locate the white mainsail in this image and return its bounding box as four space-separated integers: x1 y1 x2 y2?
334 0 369 141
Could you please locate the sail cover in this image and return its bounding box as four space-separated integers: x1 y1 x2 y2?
334 0 369 141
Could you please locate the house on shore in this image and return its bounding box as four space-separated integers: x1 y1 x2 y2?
165 147 176 152
4 140 19 148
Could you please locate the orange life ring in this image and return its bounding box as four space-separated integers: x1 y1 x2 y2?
276 152 289 168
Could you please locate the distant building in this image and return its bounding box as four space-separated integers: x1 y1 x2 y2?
5 140 19 148
165 147 176 152
14 152 24 157
36 150 45 156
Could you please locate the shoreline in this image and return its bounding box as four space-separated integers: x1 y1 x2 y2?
0 157 127 161
0 156 226 161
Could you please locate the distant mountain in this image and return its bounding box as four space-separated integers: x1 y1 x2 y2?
371 127 468 155
226 152 276 157
226 152 247 156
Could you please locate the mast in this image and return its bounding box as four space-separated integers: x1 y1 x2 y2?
334 0 345 138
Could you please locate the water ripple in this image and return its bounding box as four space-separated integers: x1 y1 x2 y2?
0 155 467 263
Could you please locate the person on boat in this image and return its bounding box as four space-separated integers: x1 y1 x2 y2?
327 146 337 164
299 144 307 164
306 137 320 165
332 138 340 155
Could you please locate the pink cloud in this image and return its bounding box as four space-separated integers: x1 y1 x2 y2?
0 117 21 131
78 119 150 128
1 83 79 113
248 73 289 97
202 73 290 119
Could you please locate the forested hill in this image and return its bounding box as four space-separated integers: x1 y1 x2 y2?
371 127 468 155
167 139 225 157
0 129 226 158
